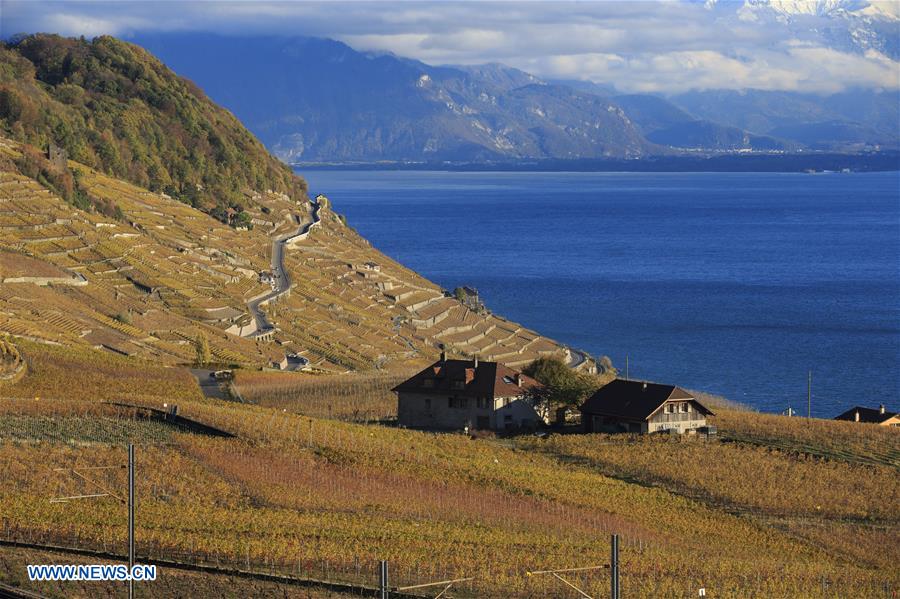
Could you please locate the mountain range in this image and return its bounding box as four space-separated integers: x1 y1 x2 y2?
130 32 898 163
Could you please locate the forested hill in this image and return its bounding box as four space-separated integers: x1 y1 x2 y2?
0 34 307 218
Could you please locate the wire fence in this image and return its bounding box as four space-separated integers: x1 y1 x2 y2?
1 399 897 598
2 526 896 599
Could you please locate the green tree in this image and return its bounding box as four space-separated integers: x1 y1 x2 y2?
194 332 211 367
0 34 310 219
523 357 600 415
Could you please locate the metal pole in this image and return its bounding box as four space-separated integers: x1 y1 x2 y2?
379 560 389 599
625 356 629 381
128 443 134 599
807 370 811 418
610 534 619 599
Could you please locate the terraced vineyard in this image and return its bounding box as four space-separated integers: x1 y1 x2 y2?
0 134 587 374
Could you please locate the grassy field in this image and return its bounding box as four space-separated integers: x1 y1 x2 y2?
0 349 897 597
233 369 410 422
1 339 203 404
713 409 900 468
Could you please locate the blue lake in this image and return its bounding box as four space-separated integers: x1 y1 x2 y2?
301 170 900 416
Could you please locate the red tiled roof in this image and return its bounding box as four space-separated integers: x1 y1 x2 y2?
392 359 542 398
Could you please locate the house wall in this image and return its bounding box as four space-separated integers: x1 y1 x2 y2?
397 391 540 431
585 414 648 434
880 416 900 427
493 396 542 430
648 401 706 433
583 399 707 434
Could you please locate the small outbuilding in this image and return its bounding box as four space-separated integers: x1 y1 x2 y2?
392 354 544 432
834 405 899 427
580 379 713 434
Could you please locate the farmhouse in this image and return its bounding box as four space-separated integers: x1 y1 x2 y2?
393 354 543 431
580 379 713 434
834 405 899 427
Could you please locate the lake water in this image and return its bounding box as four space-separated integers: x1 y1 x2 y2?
301 170 900 416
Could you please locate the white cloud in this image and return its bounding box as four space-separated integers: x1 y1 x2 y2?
1 0 897 93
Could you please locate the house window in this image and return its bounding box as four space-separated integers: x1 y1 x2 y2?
448 397 468 409
423 378 434 388
681 403 689 413
477 397 489 409
451 380 465 390
664 404 673 414
425 398 431 411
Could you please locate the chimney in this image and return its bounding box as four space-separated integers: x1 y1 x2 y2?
880 404 886 415
473 354 478 369
642 382 648 391
854 410 860 422
440 350 446 363
515 373 522 387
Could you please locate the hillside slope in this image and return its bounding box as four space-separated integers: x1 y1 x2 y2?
0 34 306 218
0 134 578 372
0 34 587 373
0 384 897 598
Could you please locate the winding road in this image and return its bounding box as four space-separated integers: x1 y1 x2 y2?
241 197 592 373
245 198 321 337
567 347 588 369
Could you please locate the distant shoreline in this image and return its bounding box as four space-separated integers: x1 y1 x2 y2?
293 152 900 173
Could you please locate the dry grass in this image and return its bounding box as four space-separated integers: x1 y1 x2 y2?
712 409 900 468
518 431 899 521
2 340 203 404
0 250 71 278
234 370 409 422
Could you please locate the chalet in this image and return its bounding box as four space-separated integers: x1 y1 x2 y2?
392 354 544 431
580 379 713 434
834 405 899 427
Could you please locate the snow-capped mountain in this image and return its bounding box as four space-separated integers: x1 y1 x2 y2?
716 0 900 58
741 0 872 19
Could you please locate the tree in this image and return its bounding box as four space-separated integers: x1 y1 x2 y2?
194 332 211 366
523 357 600 420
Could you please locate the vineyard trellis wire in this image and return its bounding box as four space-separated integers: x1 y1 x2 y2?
1 396 898 598
2 522 897 599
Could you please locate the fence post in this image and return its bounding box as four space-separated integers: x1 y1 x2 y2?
128 443 134 599
379 560 389 599
611 534 619 599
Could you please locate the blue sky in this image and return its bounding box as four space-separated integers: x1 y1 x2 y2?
2 1 898 93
